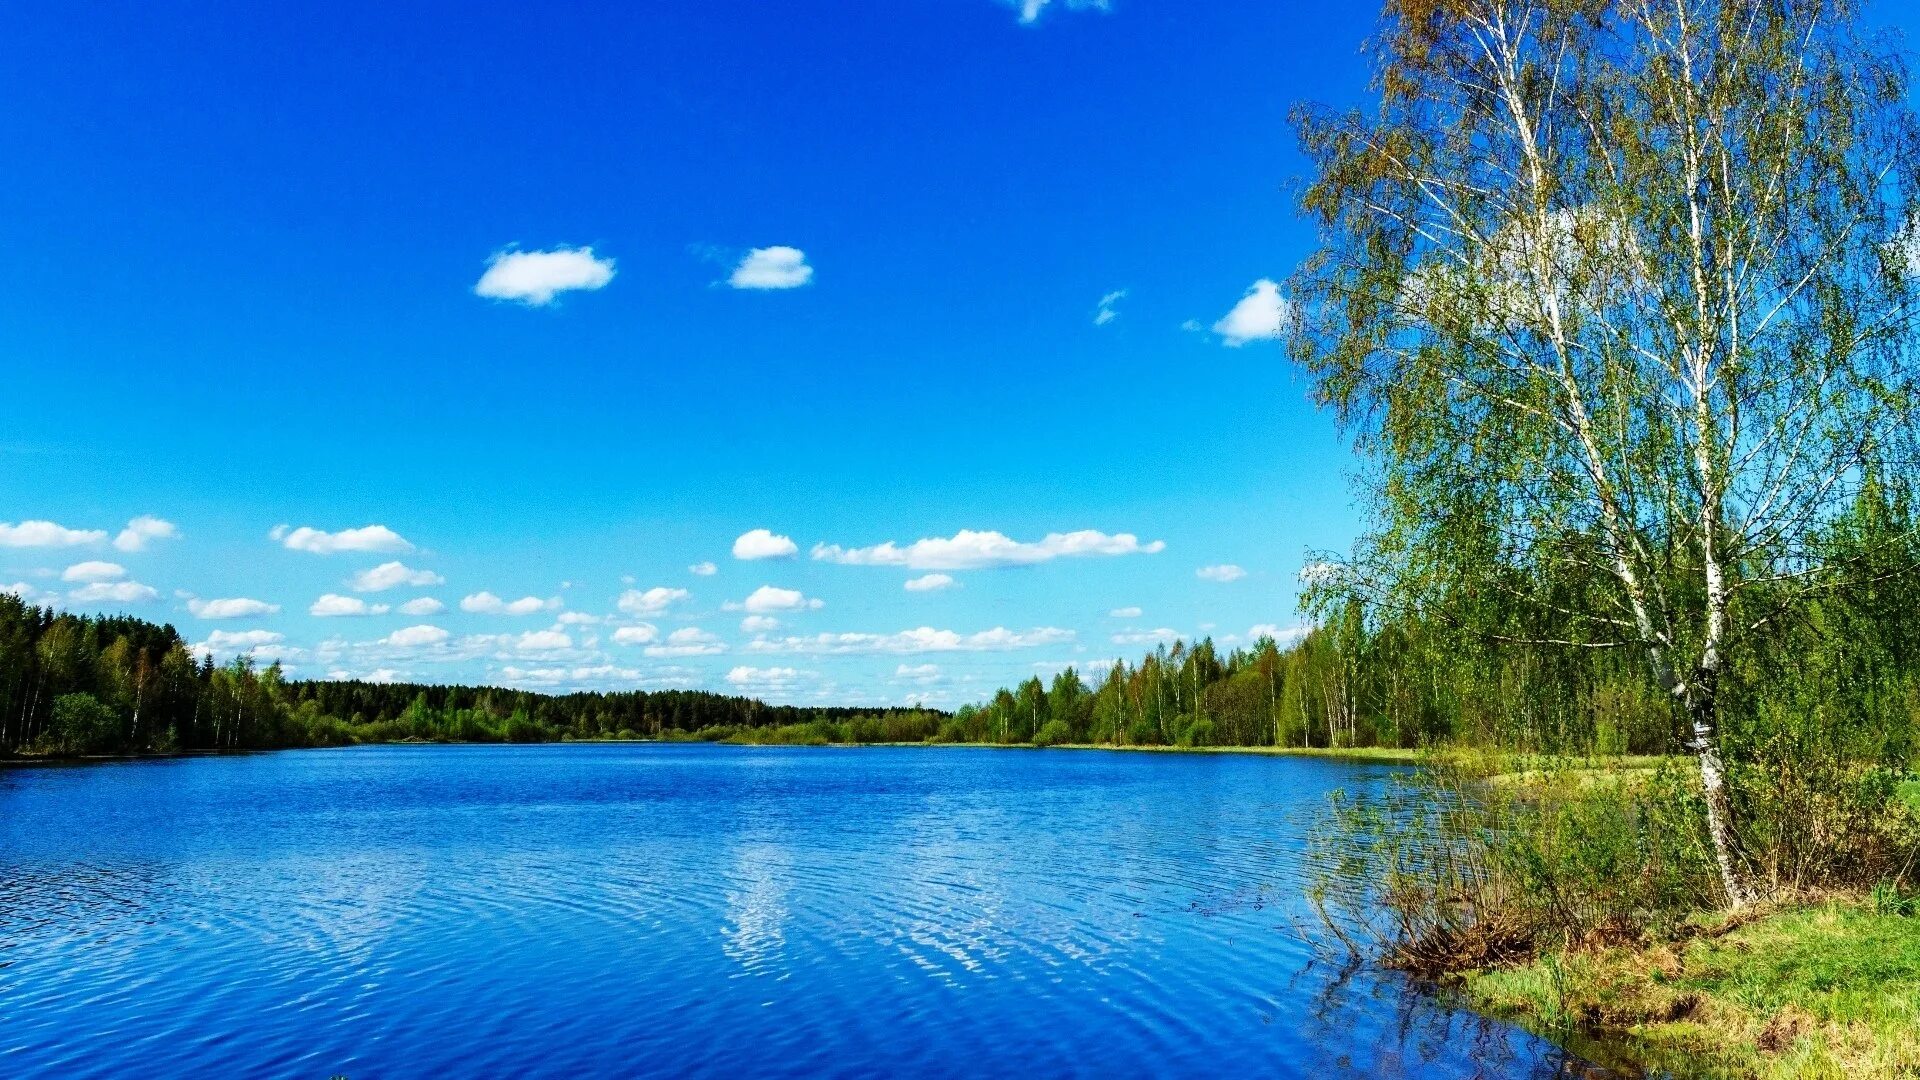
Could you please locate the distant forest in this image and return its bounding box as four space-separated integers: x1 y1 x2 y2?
0 592 937 757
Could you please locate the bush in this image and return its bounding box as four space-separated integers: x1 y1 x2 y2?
41 693 121 756
1031 719 1073 746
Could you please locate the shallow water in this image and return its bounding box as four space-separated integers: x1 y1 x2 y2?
0 744 1610 1077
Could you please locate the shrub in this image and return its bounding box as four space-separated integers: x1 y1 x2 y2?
1031 719 1073 747
42 693 121 756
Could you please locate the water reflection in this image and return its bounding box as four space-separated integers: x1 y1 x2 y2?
0 745 1632 1078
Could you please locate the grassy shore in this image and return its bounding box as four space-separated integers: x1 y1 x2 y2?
1465 901 1920 1079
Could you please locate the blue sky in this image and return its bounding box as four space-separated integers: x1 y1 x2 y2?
1 0 1391 705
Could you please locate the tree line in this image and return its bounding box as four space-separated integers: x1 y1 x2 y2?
0 592 936 757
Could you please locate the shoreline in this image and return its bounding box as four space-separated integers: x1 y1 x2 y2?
2 738 1430 768
1457 900 1920 1078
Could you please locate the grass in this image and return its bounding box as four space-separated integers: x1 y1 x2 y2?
1465 901 1920 1078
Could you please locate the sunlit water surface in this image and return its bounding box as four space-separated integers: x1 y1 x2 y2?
1 744 1613 1077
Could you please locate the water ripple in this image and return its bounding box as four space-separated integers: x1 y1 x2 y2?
0 745 1625 1078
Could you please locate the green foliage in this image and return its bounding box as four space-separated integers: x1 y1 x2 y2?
1030 719 1072 747
43 693 120 756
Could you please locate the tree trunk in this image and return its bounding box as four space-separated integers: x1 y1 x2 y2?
1686 672 1753 908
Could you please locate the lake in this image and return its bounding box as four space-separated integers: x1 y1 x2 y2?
0 744 1610 1077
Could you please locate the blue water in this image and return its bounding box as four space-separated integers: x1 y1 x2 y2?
0 744 1605 1078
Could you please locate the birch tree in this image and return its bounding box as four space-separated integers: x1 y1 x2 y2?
1290 0 1920 905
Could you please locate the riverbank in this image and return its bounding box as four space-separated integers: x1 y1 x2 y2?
1463 900 1920 1079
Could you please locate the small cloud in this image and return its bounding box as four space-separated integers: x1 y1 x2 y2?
277 525 412 555
555 611 601 625
894 663 942 684
645 627 726 658
612 624 660 646
725 665 806 688
69 581 159 605
614 618 660 641
728 246 813 290
384 624 450 647
813 528 1163 570
398 597 444 616
689 561 718 576
461 591 561 615
113 515 178 552
311 594 390 617
1093 289 1125 326
1112 627 1180 645
188 596 281 619
741 614 780 633
1212 279 1292 346
512 629 572 653
617 587 690 616
3 582 49 603
1248 623 1309 646
745 626 1073 655
738 585 823 614
1108 605 1143 618
904 573 958 593
201 629 285 652
474 245 615 306
733 529 799 560
1196 564 1246 583
0 520 107 548
350 561 444 592
1003 0 1111 24
62 561 127 583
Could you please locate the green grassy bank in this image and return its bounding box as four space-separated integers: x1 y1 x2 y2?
1465 901 1920 1078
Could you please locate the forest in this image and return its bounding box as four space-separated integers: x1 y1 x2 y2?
0 592 938 757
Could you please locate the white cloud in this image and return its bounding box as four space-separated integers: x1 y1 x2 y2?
1248 623 1310 645
746 625 1073 655
275 524 412 555
812 528 1164 570
62 561 126 583
689 561 718 576
327 667 403 684
1094 289 1125 326
733 529 799 560
69 581 159 604
618 587 690 616
904 573 957 592
398 597 445 616
1112 627 1181 645
725 665 808 692
188 596 281 619
739 585 823 614
645 627 726 657
894 663 942 684
461 591 561 615
202 629 285 651
728 246 813 289
1109 605 1143 618
0 520 106 548
555 611 601 625
494 664 689 691
612 624 660 646
1196 564 1247 583
1212 278 1292 346
350 561 444 592
3 582 48 603
1004 0 1111 24
741 614 780 633
311 594 390 617
474 245 615 306
384 625 451 647
113 515 178 553
512 629 572 653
